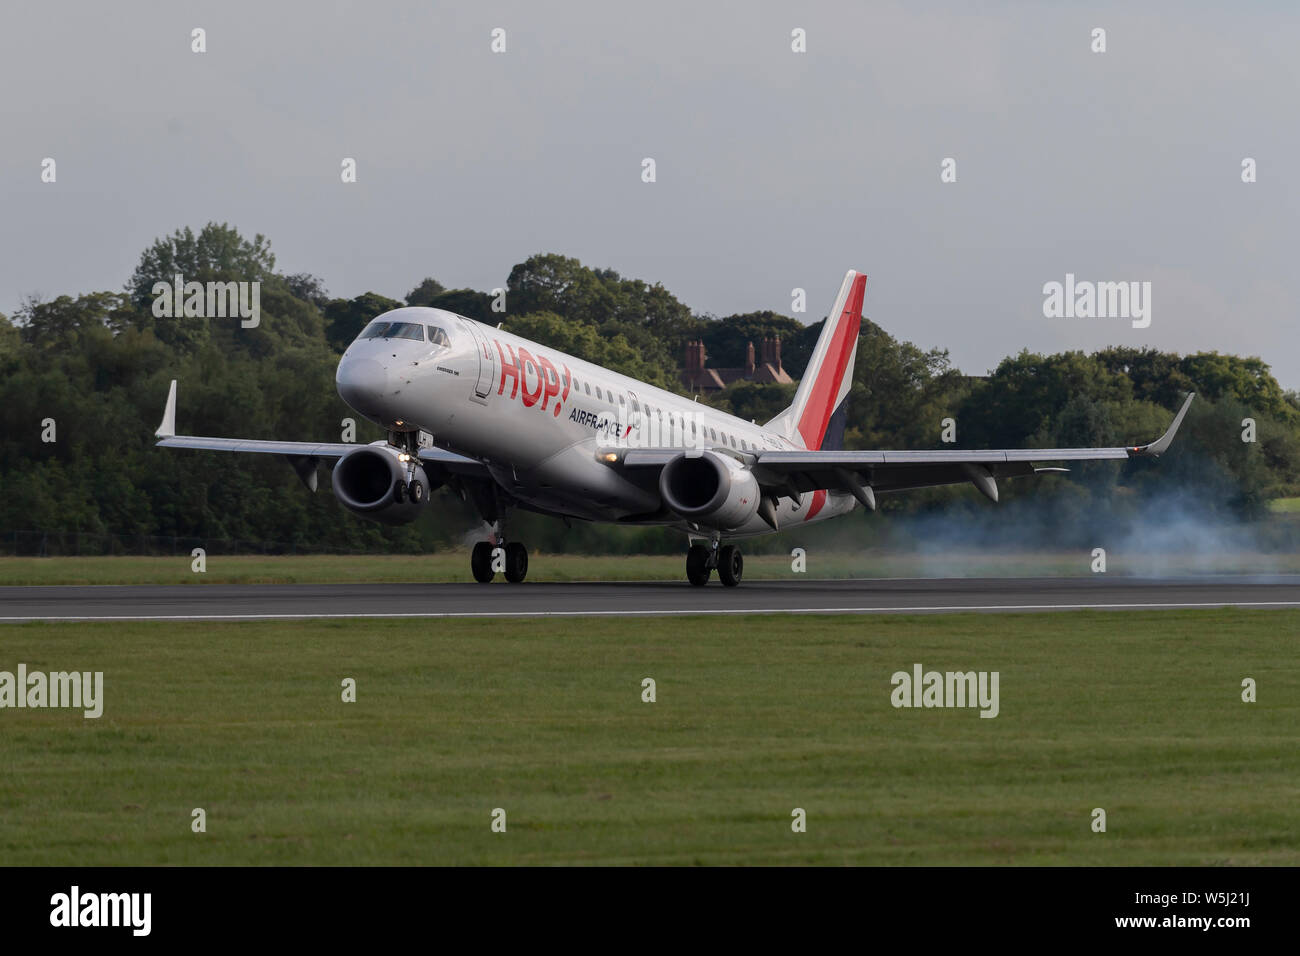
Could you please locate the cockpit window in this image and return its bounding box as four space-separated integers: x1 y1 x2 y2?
428 326 451 349
360 320 425 342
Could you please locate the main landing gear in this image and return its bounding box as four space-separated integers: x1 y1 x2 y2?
686 536 743 587
463 480 528 584
471 537 529 584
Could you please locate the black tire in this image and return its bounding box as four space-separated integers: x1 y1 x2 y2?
410 480 425 503
394 479 407 504
686 544 711 586
504 542 528 583
471 541 495 583
718 544 743 587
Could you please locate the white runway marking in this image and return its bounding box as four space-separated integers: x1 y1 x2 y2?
5 600 1300 622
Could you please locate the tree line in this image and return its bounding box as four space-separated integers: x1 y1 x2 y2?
1 222 1296 555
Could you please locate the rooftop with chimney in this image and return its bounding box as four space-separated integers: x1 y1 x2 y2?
681 336 793 392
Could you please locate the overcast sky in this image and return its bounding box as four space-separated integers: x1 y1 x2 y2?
2 1 1297 385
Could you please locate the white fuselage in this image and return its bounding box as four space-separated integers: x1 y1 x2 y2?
335 307 856 536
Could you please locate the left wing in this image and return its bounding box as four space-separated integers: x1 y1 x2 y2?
612 392 1194 506
153 379 488 489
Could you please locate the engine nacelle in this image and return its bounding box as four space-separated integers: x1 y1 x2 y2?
331 443 431 525
658 450 760 531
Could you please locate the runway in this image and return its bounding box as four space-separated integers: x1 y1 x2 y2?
3 575 1300 621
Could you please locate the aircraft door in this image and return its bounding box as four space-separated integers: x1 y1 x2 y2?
459 318 495 405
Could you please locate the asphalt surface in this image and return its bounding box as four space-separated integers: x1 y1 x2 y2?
3 575 1300 620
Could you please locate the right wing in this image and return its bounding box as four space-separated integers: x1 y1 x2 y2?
613 392 1195 506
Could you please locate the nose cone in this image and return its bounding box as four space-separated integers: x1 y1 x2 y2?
336 357 389 417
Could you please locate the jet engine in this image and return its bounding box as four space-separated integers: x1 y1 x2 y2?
658 450 760 530
331 443 432 525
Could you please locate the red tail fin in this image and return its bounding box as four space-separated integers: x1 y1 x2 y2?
767 271 865 450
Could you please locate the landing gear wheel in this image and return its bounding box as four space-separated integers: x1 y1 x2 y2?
686 544 711 586
471 541 495 583
409 480 425 503
504 542 529 583
718 544 743 587
394 479 407 504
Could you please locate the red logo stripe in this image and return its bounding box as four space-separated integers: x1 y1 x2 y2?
805 488 827 520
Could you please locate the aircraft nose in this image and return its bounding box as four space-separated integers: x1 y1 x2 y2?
336 357 389 411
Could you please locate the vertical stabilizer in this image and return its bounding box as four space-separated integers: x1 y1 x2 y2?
765 271 864 450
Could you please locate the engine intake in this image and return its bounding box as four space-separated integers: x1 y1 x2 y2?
331 444 431 525
658 451 760 530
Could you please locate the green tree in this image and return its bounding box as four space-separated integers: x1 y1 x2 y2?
127 223 280 354
845 320 968 450
698 311 804 369
406 277 446 306
425 288 494 321
0 312 16 362
956 350 1132 449
14 293 137 348
129 223 276 307
1179 352 1297 424
284 273 330 308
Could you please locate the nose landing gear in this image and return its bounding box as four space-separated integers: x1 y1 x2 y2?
389 430 428 505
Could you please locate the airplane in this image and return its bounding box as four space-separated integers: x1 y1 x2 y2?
154 270 1194 586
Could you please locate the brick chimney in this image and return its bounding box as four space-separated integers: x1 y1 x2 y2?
684 340 706 372
760 336 783 371
745 342 756 376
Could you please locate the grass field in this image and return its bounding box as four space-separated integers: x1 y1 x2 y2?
1 609 1296 865
4 548 1300 586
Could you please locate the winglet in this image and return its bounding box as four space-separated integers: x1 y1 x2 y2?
155 379 177 438
1129 392 1194 457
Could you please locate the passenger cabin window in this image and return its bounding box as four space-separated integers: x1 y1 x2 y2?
596 387 603 400
360 320 424 342
584 383 591 395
